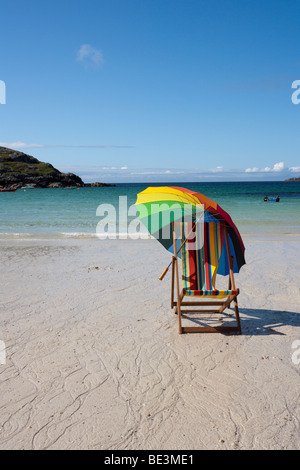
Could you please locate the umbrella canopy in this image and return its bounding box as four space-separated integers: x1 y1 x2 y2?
135 186 246 275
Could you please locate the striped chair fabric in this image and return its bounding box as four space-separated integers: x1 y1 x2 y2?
181 222 237 299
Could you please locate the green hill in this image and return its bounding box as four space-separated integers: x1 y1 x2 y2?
0 147 84 188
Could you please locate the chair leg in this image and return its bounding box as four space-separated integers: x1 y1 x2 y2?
174 257 183 334
177 300 183 334
234 298 242 334
171 257 175 309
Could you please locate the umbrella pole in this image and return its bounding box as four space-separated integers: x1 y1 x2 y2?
158 214 205 281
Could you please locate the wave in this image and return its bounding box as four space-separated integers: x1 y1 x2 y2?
0 232 154 240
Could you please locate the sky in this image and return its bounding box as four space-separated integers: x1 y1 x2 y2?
0 0 300 183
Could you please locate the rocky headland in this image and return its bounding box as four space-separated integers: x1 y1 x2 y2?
0 147 115 188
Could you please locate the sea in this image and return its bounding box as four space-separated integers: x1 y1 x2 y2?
0 181 299 239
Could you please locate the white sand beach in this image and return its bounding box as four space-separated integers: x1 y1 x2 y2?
0 235 299 450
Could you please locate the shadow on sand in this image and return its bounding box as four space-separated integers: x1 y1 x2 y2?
238 308 300 336
179 308 300 336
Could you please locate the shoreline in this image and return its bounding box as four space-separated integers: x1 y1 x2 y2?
0 230 300 242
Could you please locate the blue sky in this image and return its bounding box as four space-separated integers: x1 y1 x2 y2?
0 0 300 182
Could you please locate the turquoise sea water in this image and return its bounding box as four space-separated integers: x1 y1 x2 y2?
0 181 299 238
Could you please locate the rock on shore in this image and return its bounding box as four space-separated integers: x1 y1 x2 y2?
0 147 114 188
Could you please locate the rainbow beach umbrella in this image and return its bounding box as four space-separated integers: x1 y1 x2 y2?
135 186 246 276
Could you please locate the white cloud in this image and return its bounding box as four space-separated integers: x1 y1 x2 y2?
0 142 133 150
245 162 285 173
245 167 259 173
77 44 103 67
211 166 223 173
273 162 285 171
0 141 45 149
289 166 300 172
99 166 129 171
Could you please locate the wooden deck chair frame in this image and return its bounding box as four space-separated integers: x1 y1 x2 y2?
171 221 242 334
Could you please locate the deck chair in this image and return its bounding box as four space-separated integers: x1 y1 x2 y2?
171 221 242 334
